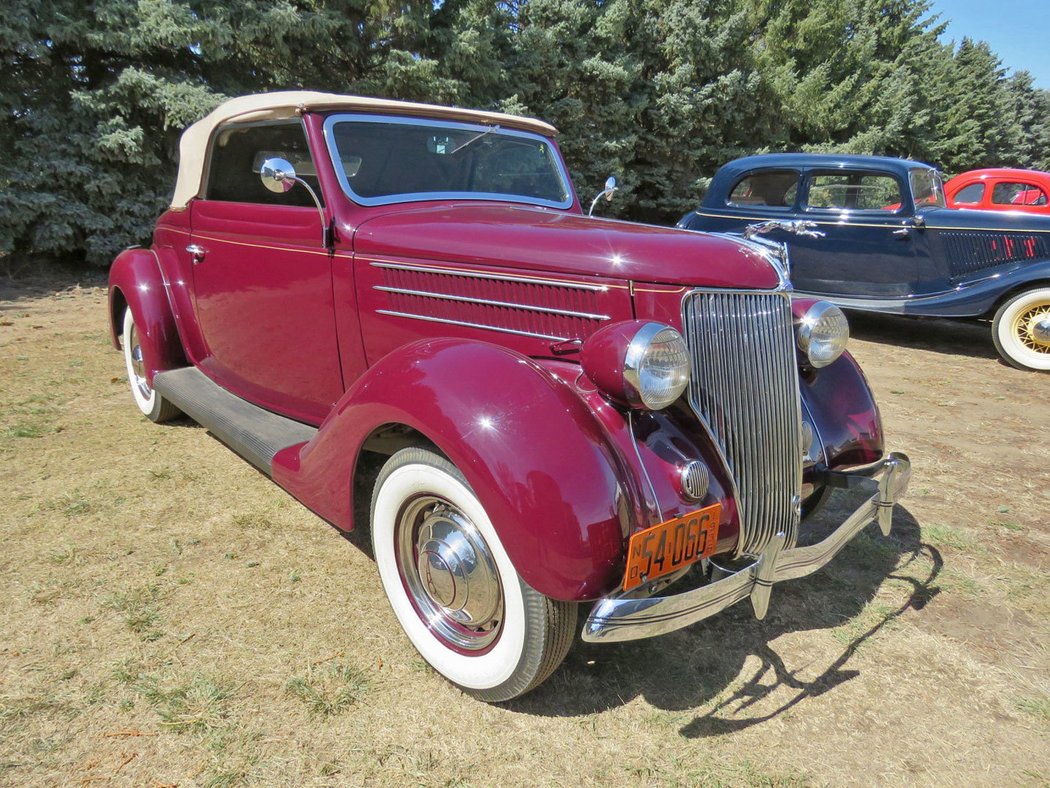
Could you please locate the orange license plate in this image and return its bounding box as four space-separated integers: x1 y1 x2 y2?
623 503 721 591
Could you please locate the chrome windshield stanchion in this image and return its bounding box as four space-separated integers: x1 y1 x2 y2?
581 453 911 643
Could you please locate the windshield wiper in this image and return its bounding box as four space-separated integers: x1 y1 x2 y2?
450 125 500 155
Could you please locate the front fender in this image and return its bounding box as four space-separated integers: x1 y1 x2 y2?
801 349 884 472
273 339 647 601
108 248 186 383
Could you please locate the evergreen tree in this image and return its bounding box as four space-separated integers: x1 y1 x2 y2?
0 0 436 263
2 0 1050 265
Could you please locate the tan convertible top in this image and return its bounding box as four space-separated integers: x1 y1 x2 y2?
171 91 559 209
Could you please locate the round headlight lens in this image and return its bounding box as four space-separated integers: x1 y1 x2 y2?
624 324 691 409
797 301 849 368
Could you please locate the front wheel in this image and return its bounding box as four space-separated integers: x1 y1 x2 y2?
991 287 1050 372
122 308 181 422
370 447 576 702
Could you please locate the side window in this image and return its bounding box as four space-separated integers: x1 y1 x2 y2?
953 182 985 205
205 123 322 207
992 181 1048 207
727 170 800 209
806 172 902 211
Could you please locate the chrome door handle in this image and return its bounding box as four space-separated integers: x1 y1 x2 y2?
892 228 910 238
186 244 206 263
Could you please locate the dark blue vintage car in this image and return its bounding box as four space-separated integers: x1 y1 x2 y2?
678 153 1050 371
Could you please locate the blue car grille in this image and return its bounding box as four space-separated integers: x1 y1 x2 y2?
680 290 803 557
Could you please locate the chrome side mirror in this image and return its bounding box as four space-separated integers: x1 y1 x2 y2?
258 157 330 247
588 176 619 216
260 157 298 193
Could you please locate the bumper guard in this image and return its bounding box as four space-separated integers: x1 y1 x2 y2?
581 452 911 643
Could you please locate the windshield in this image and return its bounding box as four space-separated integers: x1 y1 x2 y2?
324 114 573 209
909 167 946 209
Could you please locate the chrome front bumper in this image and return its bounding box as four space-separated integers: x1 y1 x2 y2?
581 452 911 643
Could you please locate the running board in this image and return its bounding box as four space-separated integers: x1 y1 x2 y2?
153 367 317 476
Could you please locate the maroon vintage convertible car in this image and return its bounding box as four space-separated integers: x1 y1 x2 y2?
109 92 910 701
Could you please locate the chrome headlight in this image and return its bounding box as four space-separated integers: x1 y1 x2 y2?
581 321 691 410
797 301 849 368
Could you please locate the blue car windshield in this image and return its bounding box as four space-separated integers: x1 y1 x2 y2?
909 168 946 209
324 114 573 209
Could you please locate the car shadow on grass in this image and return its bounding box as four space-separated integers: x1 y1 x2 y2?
508 491 942 730
847 310 999 362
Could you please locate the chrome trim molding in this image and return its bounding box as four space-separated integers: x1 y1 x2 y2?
374 285 610 321
582 453 911 642
376 309 567 341
681 289 804 556
369 261 609 292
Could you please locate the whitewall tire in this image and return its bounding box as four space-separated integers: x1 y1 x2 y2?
992 287 1050 372
370 447 576 702
122 308 181 422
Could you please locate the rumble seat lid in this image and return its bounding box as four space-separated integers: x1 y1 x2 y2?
171 91 558 210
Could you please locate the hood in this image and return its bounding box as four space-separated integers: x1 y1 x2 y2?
924 206 1050 232
351 203 781 290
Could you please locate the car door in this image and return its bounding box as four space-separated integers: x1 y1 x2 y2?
949 178 987 209
988 178 1050 215
786 168 935 298
189 121 343 425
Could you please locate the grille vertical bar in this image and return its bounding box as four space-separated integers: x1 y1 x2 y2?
681 290 803 556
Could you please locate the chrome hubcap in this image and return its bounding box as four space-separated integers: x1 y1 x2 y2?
1014 304 1050 354
1033 317 1050 347
397 496 503 651
128 323 152 399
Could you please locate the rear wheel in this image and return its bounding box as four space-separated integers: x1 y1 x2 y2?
122 308 181 422
371 447 576 702
992 287 1050 372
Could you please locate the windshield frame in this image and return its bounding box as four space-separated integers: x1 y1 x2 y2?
322 113 575 210
908 166 947 210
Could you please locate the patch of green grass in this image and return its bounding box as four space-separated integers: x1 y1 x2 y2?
4 423 44 438
1013 695 1050 721
105 583 164 639
114 664 240 733
938 568 984 599
992 519 1023 532
285 662 371 717
204 770 248 788
319 762 341 777
47 546 78 565
231 511 274 529
830 602 902 647
924 524 979 552
153 677 237 732
37 492 94 517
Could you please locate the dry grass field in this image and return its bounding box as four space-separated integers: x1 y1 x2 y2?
1 267 1048 786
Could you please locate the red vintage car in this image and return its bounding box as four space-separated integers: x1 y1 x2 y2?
945 168 1050 215
109 92 910 701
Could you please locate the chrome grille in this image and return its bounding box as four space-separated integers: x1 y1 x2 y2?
681 290 803 556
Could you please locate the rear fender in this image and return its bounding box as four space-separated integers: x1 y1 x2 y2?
273 339 654 601
902 259 1050 317
108 248 186 383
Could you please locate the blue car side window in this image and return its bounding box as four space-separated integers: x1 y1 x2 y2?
805 172 903 212
727 170 800 209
